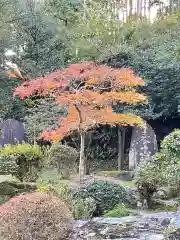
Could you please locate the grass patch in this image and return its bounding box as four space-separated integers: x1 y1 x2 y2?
98 171 120 177
104 203 131 217
120 180 136 187
0 175 19 183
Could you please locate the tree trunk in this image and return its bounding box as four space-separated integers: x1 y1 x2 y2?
122 128 125 165
85 132 92 175
117 127 126 171
117 127 122 171
79 132 86 180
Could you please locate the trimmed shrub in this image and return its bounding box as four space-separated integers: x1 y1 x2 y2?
44 143 79 179
0 192 73 240
0 143 43 182
74 180 128 215
0 181 37 197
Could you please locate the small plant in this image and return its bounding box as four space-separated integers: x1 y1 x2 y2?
71 197 96 220
74 180 128 215
163 222 179 239
37 182 54 193
0 143 43 182
0 192 73 240
104 203 130 217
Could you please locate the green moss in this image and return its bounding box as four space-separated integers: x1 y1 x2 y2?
104 203 130 217
0 195 10 204
98 171 121 177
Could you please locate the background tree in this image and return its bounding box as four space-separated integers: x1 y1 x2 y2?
101 11 180 120
13 61 146 178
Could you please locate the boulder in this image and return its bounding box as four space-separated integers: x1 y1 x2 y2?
154 186 179 200
69 211 180 239
129 121 158 170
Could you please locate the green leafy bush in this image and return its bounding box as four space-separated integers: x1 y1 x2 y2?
154 129 180 187
104 203 130 217
0 144 43 182
160 129 180 162
36 182 96 219
134 161 163 207
44 143 79 179
74 180 128 215
135 143 180 206
0 192 73 240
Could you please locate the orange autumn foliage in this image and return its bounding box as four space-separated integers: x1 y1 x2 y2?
13 61 147 141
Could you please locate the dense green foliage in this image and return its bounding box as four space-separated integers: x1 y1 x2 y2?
23 98 67 142
0 0 180 122
102 12 180 120
74 180 128 215
0 144 43 181
44 143 79 178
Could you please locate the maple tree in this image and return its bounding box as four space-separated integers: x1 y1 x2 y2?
12 61 147 179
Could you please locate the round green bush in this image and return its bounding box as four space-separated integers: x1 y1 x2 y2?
74 180 128 215
0 143 43 182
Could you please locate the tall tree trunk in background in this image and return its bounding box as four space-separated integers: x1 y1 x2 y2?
129 0 133 17
117 127 122 171
79 131 86 180
117 127 126 171
83 0 86 19
137 0 142 15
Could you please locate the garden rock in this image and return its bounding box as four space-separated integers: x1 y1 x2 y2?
0 119 26 147
129 121 158 170
70 211 180 239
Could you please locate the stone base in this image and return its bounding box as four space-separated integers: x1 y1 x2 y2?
115 171 134 181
